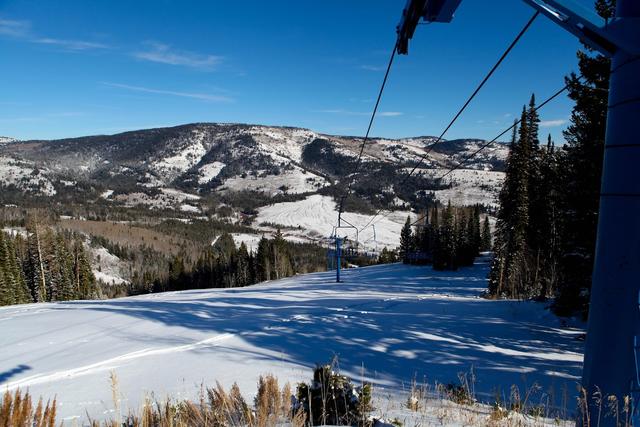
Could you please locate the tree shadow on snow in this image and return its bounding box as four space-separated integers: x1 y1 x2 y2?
52 259 584 410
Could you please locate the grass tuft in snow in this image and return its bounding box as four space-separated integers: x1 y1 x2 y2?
0 389 57 427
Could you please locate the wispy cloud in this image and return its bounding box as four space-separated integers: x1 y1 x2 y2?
540 119 568 127
102 82 233 102
133 42 222 70
35 37 109 51
0 16 109 51
0 18 30 37
360 65 384 72
314 109 402 117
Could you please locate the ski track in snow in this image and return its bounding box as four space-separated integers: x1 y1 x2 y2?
0 256 584 421
2 334 235 391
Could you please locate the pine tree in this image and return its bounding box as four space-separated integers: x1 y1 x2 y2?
489 109 533 298
272 229 293 279
481 216 491 251
433 202 456 270
25 219 48 302
0 232 14 306
236 242 251 287
256 237 272 282
553 1 612 313
399 216 413 264
471 205 481 256
73 240 97 299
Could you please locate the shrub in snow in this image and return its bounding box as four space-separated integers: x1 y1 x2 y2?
295 364 372 426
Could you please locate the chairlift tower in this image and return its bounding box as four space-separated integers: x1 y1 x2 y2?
395 0 640 424
331 218 359 283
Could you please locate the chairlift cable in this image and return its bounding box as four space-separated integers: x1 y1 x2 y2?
384 81 574 231
358 11 539 233
336 38 398 224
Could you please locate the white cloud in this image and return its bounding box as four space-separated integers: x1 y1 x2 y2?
0 16 108 51
35 37 108 51
540 119 568 127
0 18 30 37
360 65 384 72
314 109 402 117
133 42 222 70
102 82 233 102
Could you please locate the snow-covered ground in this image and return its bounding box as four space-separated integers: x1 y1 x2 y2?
0 156 57 196
0 256 584 423
230 232 264 252
197 161 226 184
114 188 201 211
426 168 505 207
222 167 327 195
89 246 129 286
256 194 409 251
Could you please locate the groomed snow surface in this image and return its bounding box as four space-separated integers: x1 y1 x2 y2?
0 256 584 424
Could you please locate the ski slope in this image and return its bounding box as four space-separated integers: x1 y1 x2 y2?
0 256 584 423
256 194 408 251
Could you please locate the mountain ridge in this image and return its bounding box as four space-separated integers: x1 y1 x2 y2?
0 122 507 216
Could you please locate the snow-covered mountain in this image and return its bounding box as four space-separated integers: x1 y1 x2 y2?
0 136 17 146
0 123 507 204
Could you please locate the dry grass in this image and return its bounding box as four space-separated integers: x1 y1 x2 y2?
0 389 57 427
81 374 303 427
5 370 632 427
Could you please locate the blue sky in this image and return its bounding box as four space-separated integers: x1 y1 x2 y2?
0 0 584 142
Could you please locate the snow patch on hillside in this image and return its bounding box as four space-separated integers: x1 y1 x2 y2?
0 136 17 144
223 167 327 195
114 188 200 211
230 233 264 252
198 161 226 184
256 194 408 251
248 126 317 163
88 246 129 285
0 156 56 196
427 169 505 207
153 129 208 180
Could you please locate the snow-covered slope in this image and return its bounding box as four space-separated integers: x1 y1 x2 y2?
0 136 17 145
0 256 584 422
256 194 408 250
0 156 57 196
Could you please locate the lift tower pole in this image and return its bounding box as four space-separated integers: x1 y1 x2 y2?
578 0 640 419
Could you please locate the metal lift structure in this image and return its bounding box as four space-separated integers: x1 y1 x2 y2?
328 217 360 283
395 0 639 425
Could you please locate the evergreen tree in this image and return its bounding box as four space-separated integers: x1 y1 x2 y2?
399 216 413 264
73 240 97 299
489 112 532 298
271 229 293 279
256 237 272 282
481 216 492 251
434 202 456 270
25 219 48 302
236 242 251 287
553 0 612 313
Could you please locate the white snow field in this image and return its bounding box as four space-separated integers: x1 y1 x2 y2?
0 256 584 423
256 194 408 251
